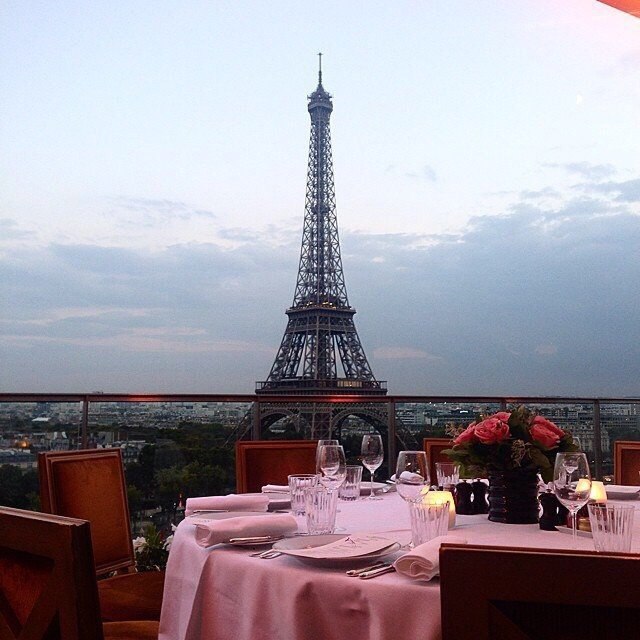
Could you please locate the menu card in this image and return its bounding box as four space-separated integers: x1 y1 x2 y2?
281 534 398 559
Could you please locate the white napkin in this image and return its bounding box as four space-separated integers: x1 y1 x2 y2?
261 484 290 493
393 535 468 581
194 513 298 547
185 494 269 516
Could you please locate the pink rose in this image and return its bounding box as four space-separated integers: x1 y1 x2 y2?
453 423 477 445
493 411 511 422
474 417 510 444
530 416 563 448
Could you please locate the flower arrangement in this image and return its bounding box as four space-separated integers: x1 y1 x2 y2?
133 524 175 572
443 406 579 482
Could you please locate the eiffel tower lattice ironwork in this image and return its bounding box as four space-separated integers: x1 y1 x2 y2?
257 57 386 397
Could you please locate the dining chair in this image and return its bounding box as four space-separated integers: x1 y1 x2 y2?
422 437 452 486
439 543 640 639
38 448 164 622
0 506 159 640
235 439 318 493
613 440 640 485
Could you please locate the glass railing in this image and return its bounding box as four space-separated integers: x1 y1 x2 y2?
1 392 639 532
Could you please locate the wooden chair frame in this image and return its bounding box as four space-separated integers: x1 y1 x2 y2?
38 448 135 576
440 543 640 640
423 437 452 487
0 506 104 640
235 439 318 493
614 440 640 485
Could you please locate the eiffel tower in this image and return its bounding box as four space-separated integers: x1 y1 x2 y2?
256 56 386 403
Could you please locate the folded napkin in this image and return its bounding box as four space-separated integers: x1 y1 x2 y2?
194 513 298 547
393 535 468 582
261 484 290 493
185 494 269 516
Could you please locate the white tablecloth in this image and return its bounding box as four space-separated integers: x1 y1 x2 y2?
159 494 640 640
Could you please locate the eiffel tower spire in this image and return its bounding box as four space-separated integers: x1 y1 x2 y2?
257 60 386 396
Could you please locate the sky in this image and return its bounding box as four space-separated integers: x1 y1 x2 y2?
1 1 639 396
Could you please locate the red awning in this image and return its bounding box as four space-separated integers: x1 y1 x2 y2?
597 0 640 18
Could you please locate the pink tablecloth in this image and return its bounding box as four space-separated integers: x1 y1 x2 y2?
159 493 640 640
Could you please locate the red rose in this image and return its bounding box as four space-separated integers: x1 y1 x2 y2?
493 411 511 422
530 416 563 448
454 423 477 445
474 417 510 444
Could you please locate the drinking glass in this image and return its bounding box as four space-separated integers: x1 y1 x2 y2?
553 452 591 548
316 444 347 492
436 462 460 490
338 465 363 501
304 485 339 534
361 434 384 500
588 503 635 553
408 501 449 547
395 451 429 502
288 474 318 516
315 439 339 470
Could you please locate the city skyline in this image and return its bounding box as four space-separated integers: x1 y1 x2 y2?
1 2 639 395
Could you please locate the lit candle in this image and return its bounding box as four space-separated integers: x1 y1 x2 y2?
575 478 591 495
420 488 456 528
589 481 607 503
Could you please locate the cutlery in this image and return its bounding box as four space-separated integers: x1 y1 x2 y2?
345 562 386 577
357 564 395 579
229 535 284 544
249 550 283 559
192 509 229 514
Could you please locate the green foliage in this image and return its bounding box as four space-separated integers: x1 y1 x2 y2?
0 465 39 509
133 524 172 572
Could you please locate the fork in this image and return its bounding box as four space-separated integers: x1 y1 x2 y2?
249 549 283 559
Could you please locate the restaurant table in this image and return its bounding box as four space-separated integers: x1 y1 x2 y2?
159 492 640 640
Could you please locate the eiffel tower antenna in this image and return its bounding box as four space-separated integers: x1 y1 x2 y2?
257 59 386 397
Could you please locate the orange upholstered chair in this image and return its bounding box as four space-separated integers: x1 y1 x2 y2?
423 437 453 486
440 543 640 640
0 506 158 640
235 439 318 493
38 448 164 622
614 440 640 485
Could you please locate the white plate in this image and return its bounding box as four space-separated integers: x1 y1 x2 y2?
603 485 640 500
557 525 592 538
248 492 292 510
360 482 387 495
272 534 401 567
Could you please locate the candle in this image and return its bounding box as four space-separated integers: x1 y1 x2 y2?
419 489 456 528
575 478 591 495
589 481 607 503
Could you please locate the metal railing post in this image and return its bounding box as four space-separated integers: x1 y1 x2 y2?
593 399 603 480
387 399 396 472
81 395 89 449
251 400 261 440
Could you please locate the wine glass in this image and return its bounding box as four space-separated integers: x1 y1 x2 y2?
315 439 339 470
316 444 347 492
553 452 591 548
361 434 384 500
395 451 429 502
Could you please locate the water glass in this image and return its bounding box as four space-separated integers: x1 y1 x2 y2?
436 462 460 489
395 451 429 502
408 500 450 547
588 503 635 553
288 474 318 516
305 485 339 535
339 465 363 501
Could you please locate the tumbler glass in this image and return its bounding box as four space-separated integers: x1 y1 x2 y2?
288 474 318 516
338 465 363 501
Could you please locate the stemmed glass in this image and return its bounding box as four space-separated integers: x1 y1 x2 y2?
553 452 591 548
395 451 429 502
361 434 384 500
316 444 347 492
315 439 339 471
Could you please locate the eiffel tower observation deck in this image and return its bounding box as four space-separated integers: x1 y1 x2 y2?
256 57 386 397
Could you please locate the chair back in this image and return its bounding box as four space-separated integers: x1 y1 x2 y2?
38 448 135 576
422 437 452 486
235 439 318 493
0 506 104 640
440 543 640 640
614 440 640 485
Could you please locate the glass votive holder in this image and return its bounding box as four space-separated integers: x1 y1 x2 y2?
288 474 318 516
305 485 339 535
436 462 460 490
338 465 363 501
588 503 635 553
408 500 449 547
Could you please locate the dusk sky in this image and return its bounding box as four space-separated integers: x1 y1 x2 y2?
1 1 639 396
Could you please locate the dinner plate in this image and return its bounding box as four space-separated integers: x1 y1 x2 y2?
247 491 292 510
186 511 278 522
603 485 640 500
360 482 387 495
272 534 401 567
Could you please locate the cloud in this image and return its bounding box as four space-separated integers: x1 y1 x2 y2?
2 171 639 395
0 218 31 242
107 197 217 228
544 162 616 181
